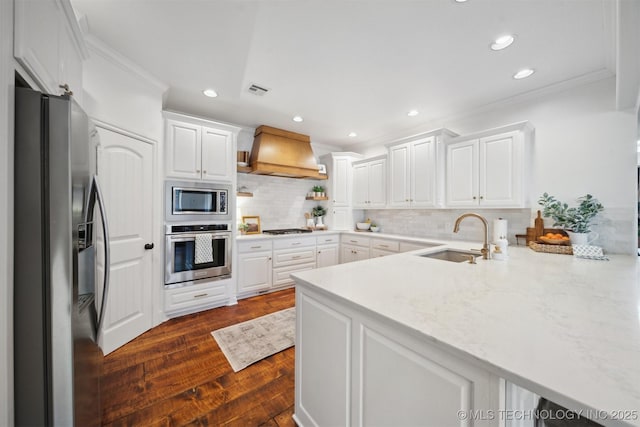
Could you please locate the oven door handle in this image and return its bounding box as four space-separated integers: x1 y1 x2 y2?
168 233 229 243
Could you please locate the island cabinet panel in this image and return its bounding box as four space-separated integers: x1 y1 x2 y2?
294 286 501 427
295 292 352 427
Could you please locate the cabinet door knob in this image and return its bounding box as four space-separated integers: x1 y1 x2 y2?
196 169 200 173
203 170 207 174
473 196 477 200
479 196 484 200
144 243 154 250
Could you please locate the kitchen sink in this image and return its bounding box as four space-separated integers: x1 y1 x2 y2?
417 249 481 263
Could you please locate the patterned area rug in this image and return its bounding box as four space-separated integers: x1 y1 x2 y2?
211 307 296 372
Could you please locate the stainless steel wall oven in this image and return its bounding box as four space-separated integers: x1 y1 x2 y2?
165 223 231 287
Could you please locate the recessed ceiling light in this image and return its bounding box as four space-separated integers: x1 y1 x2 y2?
203 89 218 98
513 68 535 79
348 132 357 138
292 115 303 122
490 34 515 51
407 110 419 117
454 0 468 2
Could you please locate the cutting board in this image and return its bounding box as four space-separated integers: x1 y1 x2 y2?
534 210 544 240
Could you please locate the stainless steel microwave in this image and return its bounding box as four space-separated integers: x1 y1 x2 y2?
165 180 231 222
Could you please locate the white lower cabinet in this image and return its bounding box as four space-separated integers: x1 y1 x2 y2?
237 240 273 297
341 235 370 263
316 235 340 268
165 278 231 316
295 287 501 427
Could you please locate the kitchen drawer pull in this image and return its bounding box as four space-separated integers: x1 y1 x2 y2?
379 244 389 248
250 245 262 249
349 240 357 243
291 242 301 246
292 255 301 259
193 293 208 298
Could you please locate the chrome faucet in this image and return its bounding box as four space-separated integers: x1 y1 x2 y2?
453 213 491 260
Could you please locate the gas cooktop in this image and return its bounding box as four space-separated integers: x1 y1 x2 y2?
262 228 313 235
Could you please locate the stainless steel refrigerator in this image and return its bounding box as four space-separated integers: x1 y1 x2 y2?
14 86 111 426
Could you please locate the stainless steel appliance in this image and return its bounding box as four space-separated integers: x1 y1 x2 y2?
165 223 231 287
165 180 231 222
14 87 110 426
262 228 313 235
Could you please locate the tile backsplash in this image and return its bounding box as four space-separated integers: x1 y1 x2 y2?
237 174 326 230
237 173 635 254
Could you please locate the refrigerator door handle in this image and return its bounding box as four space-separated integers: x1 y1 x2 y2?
88 175 111 336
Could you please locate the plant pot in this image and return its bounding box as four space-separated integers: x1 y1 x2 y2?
566 230 598 246
315 216 324 226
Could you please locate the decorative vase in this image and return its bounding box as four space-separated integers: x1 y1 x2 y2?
315 216 324 226
566 230 598 246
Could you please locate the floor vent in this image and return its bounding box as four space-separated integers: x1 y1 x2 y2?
248 84 269 96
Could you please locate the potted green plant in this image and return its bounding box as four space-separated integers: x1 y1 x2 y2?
312 185 325 197
538 193 604 244
238 222 249 235
312 205 327 226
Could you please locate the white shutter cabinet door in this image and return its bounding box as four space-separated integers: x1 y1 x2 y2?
411 137 436 207
352 163 369 207
166 120 201 179
446 140 478 207
389 144 410 207
479 131 522 206
317 244 339 268
237 251 272 295
332 157 351 206
368 160 387 208
201 127 233 182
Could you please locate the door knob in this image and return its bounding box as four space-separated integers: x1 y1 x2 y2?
144 243 154 250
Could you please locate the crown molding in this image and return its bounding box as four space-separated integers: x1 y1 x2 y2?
83 33 169 94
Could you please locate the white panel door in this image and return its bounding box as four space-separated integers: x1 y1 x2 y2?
331 207 351 231
332 157 350 206
237 251 272 294
446 140 478 207
368 159 387 208
14 0 61 94
317 244 339 268
96 126 154 354
166 120 201 179
389 143 410 207
479 132 519 206
352 163 369 207
411 136 436 207
201 127 232 182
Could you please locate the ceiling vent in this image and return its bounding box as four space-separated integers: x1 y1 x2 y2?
248 83 269 96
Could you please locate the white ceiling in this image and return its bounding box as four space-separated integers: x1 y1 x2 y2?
71 0 616 147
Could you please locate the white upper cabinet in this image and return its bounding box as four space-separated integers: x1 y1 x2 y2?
446 122 532 208
164 112 240 182
388 129 457 209
320 152 363 230
352 156 386 208
14 0 86 102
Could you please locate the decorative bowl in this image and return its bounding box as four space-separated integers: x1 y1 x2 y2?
370 226 380 232
539 236 570 245
356 222 371 230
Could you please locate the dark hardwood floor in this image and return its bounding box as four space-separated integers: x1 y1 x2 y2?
102 288 296 426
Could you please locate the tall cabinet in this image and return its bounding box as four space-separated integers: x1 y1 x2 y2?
387 129 457 208
446 121 533 208
14 0 87 104
320 152 363 230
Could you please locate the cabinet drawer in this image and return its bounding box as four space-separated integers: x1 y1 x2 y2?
273 262 316 287
238 240 273 253
273 248 316 268
371 248 396 258
164 281 227 312
316 234 340 245
371 238 399 252
342 235 370 247
273 236 316 250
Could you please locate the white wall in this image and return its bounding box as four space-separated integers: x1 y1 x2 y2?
0 0 14 423
81 36 167 325
353 77 637 254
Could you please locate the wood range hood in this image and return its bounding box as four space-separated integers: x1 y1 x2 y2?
248 125 326 180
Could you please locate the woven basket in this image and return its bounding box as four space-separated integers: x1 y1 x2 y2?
529 241 573 255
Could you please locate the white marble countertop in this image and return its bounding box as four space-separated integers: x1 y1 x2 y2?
292 241 640 426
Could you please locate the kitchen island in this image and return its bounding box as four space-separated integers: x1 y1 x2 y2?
291 242 640 427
